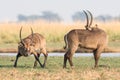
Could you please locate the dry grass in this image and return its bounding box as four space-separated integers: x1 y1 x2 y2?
0 20 120 49
0 20 120 40
0 68 120 80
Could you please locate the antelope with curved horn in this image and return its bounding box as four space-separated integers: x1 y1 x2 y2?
14 27 48 68
63 10 108 69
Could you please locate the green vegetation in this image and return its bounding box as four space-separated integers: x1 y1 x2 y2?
0 56 120 80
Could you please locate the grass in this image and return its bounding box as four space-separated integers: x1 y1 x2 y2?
0 21 120 51
0 56 120 80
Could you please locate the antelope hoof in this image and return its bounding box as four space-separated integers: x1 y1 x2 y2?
93 65 98 69
14 65 17 67
63 65 66 69
41 65 44 68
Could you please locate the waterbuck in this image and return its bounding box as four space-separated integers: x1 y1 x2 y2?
14 27 48 68
63 11 108 69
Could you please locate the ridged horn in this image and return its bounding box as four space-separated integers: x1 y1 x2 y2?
86 10 93 27
30 27 34 42
83 10 89 30
19 27 23 42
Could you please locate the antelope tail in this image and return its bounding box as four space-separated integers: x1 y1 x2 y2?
63 34 68 49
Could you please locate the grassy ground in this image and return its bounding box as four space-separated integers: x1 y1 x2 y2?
0 56 120 80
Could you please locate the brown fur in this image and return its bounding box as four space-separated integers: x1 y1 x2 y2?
14 32 48 68
63 27 108 68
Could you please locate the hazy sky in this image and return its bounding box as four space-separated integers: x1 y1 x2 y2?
0 0 120 22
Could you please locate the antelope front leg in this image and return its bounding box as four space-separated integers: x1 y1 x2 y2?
41 48 48 68
33 54 40 68
93 47 103 68
43 53 48 68
33 52 43 68
14 53 21 67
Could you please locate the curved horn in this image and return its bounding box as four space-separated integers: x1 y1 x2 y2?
86 10 93 27
83 10 89 29
30 27 33 35
19 26 23 41
30 27 34 41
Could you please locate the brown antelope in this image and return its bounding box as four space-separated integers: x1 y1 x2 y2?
63 10 108 69
14 27 48 68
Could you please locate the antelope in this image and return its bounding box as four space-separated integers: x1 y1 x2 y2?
14 27 48 68
63 10 108 69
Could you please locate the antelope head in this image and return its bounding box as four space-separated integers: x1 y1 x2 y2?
18 27 34 56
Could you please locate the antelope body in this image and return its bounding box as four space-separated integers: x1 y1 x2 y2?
14 27 48 68
63 11 108 68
